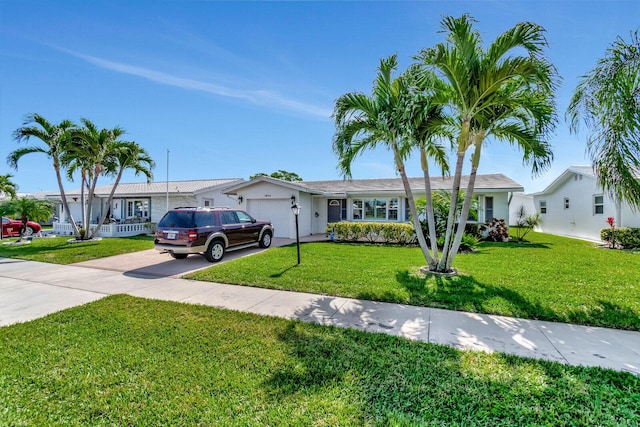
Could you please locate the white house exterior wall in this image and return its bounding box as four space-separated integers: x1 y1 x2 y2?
533 173 612 241
620 204 640 229
150 195 197 222
509 192 535 225
476 192 510 223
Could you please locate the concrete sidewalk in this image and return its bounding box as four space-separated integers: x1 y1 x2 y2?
1 256 638 376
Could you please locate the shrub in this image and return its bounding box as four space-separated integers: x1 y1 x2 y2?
327 221 415 244
480 218 509 242
512 204 542 242
459 233 480 252
601 227 640 249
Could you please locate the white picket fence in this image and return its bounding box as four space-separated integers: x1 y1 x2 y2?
53 221 151 238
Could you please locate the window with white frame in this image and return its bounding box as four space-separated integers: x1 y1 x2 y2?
485 196 494 221
594 195 604 214
353 198 399 221
539 200 547 214
564 197 570 210
352 200 363 220
126 199 150 219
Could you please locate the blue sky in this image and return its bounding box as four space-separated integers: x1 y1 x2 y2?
1 0 638 194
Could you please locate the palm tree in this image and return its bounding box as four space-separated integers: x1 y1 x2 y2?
333 55 446 269
8 114 79 235
404 65 450 261
65 118 126 239
92 141 154 238
567 30 640 209
417 14 558 272
0 174 17 199
0 197 53 241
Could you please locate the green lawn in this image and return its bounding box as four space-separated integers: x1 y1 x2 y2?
1 295 637 426
0 235 154 264
187 232 640 331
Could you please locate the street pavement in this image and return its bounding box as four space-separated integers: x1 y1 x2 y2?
1 240 639 376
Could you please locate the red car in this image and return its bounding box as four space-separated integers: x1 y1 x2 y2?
1 217 42 238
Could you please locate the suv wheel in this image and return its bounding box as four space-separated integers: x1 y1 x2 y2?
205 240 225 262
259 230 272 248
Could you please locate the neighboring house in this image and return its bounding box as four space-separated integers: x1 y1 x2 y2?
532 166 640 241
43 179 242 237
224 174 524 239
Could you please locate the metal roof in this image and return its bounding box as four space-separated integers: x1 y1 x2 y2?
295 174 523 194
44 179 243 198
224 174 523 196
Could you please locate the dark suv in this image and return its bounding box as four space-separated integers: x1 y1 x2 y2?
154 207 274 262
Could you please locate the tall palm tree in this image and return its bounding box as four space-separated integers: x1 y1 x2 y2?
333 55 446 269
65 118 126 239
418 14 558 272
92 141 154 238
0 197 53 241
0 174 17 199
8 114 79 235
567 30 640 209
404 65 450 261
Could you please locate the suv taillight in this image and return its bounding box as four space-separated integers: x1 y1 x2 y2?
188 230 198 242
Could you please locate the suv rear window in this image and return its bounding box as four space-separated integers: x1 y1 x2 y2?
158 211 194 228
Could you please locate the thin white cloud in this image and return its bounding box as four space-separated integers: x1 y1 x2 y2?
56 46 332 119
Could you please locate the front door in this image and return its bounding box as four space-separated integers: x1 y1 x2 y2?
328 199 343 223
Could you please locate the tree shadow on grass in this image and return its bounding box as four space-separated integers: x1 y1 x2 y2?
260 303 639 425
481 240 553 250
395 270 640 330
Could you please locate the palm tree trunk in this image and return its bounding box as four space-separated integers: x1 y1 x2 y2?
92 169 124 239
54 161 80 237
420 148 439 265
86 171 101 239
392 140 436 267
437 149 465 272
446 137 483 269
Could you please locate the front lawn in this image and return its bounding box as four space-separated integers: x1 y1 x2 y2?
1 295 637 426
0 235 154 264
186 232 640 331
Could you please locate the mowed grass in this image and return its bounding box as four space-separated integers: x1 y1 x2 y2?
0 235 153 264
1 295 637 426
187 232 640 331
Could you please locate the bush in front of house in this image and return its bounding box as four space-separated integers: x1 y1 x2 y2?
601 227 640 249
327 221 416 244
480 218 509 242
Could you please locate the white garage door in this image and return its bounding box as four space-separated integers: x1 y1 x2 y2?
247 199 291 238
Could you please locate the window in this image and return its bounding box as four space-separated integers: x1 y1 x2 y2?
220 211 237 225
353 198 399 221
352 200 363 220
203 198 214 207
485 197 494 221
236 211 254 223
126 199 149 219
564 198 570 210
594 195 604 214
539 200 547 214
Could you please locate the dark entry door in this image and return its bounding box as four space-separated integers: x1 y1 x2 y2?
327 199 343 223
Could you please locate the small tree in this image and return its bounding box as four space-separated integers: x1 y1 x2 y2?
512 204 543 242
0 197 53 241
250 170 303 181
0 174 18 199
606 216 616 249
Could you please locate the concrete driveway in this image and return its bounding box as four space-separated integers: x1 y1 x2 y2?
72 236 328 277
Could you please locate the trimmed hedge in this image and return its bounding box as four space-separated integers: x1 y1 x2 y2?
327 221 416 244
601 227 640 249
